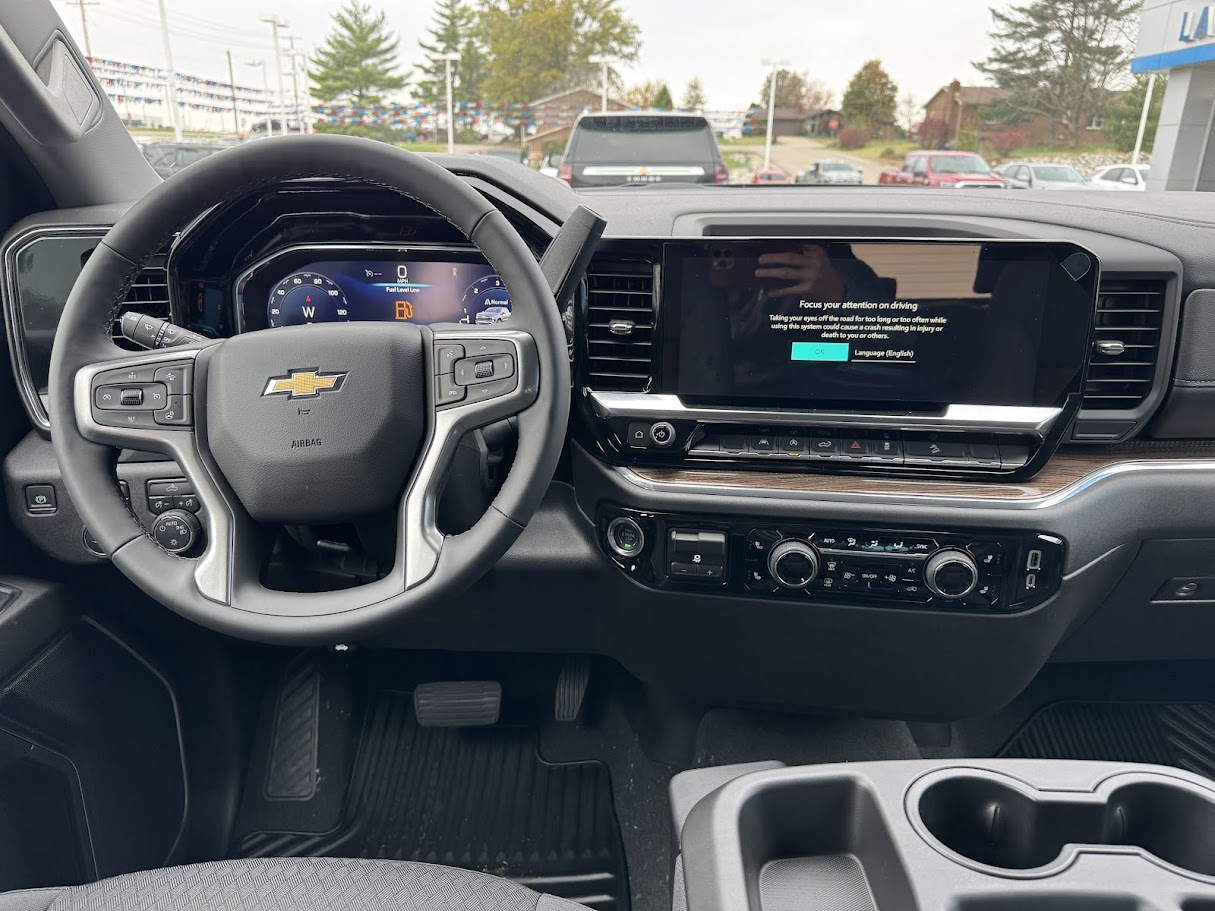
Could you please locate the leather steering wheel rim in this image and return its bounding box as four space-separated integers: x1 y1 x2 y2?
48 135 570 645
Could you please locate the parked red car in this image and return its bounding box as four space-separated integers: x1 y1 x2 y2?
750 168 790 184
878 151 1008 188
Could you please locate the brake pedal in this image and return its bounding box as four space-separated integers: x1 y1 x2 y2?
554 657 590 722
414 681 501 727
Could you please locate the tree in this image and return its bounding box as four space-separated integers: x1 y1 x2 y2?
621 80 663 108
896 91 919 133
757 69 834 111
682 76 706 110
841 59 897 131
310 0 407 105
1103 73 1167 153
479 0 641 104
975 0 1139 147
415 0 486 106
652 83 674 110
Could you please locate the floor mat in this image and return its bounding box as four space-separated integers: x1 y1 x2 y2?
999 701 1215 779
238 691 628 911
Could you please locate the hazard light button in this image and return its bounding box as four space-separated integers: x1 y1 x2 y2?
841 436 870 459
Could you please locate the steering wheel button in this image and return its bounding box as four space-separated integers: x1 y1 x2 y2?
436 374 466 408
434 344 464 374
154 364 192 395
466 339 515 357
154 395 192 426
467 376 517 402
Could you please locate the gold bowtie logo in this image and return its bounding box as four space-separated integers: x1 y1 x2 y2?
262 369 347 399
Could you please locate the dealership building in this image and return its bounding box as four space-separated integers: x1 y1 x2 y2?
1133 0 1215 190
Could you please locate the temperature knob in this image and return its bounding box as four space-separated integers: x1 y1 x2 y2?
924 549 979 599
767 539 820 589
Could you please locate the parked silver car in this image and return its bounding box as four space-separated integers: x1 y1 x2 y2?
795 159 864 185
995 161 1094 190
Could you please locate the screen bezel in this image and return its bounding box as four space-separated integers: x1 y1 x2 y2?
658 237 1099 413
233 243 500 333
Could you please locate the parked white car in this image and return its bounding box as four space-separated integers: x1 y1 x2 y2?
1090 164 1150 191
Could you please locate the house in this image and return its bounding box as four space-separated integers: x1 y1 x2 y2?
804 108 843 138
528 87 626 133
524 87 627 165
742 106 805 137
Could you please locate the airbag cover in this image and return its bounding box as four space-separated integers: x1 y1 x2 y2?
206 323 426 524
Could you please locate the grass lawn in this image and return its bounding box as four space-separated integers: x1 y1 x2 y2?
837 138 917 164
723 151 754 170
1012 143 1121 159
719 136 768 146
396 142 446 153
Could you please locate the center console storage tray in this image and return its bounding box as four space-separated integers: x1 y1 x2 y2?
678 760 1215 911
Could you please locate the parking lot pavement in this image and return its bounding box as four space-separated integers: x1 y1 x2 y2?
766 136 882 184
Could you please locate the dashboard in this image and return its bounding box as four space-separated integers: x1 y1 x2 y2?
6 159 1215 719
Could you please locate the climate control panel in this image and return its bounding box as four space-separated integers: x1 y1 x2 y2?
598 507 1064 613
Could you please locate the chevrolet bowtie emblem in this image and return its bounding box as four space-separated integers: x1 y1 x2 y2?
262 369 347 399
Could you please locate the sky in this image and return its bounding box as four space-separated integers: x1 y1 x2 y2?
60 0 1010 111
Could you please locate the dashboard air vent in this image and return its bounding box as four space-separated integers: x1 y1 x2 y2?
585 261 656 391
112 254 171 348
1082 277 1166 411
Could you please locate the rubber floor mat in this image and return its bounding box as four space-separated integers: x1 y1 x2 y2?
1000 701 1215 779
239 691 628 911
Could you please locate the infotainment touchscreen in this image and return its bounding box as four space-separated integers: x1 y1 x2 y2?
664 240 1097 409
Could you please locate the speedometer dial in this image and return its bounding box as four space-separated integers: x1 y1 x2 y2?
460 274 512 324
268 272 349 327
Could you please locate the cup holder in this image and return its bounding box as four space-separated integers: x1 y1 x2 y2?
913 771 1215 878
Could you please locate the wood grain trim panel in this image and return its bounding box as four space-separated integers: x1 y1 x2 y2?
632 444 1215 501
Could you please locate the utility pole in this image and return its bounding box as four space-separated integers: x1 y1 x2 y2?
226 50 240 135
589 55 611 111
246 60 272 135
1132 73 1157 166
760 58 789 170
437 51 460 154
65 0 99 59
259 14 288 136
156 0 182 141
285 36 305 134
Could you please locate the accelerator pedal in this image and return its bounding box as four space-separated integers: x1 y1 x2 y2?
555 656 591 722
413 681 501 727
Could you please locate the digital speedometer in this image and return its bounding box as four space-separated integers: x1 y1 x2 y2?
268 272 349 327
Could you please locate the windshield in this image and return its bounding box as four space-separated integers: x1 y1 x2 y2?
931 155 992 174
1032 165 1086 182
73 0 1177 191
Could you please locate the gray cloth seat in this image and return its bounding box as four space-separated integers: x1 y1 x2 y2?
0 858 591 911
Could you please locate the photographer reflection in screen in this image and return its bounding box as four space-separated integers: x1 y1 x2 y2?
726 243 892 393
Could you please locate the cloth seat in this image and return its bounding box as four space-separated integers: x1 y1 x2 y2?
0 858 591 911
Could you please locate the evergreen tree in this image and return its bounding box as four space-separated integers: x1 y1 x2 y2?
311 0 406 105
415 0 486 105
682 76 706 110
841 60 897 131
976 0 1139 146
652 83 674 110
1103 73 1166 153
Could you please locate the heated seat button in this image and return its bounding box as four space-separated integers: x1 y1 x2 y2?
969 543 1004 573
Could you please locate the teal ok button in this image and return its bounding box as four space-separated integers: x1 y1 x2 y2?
791 342 850 362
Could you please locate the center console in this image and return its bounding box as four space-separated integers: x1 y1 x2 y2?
673 760 1215 911
579 238 1098 482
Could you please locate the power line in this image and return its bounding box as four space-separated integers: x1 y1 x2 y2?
64 0 100 58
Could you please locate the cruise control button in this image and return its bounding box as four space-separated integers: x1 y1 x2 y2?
154 395 192 426
154 364 192 395
97 410 159 430
99 365 159 385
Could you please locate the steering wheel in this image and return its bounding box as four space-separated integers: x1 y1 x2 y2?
48 135 570 644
